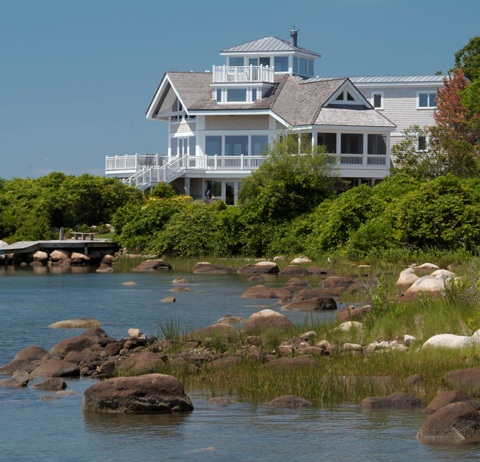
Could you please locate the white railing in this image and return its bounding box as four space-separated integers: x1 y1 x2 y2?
212 65 275 83
335 154 387 166
105 154 168 173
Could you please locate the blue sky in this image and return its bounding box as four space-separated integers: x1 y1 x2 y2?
1 0 479 179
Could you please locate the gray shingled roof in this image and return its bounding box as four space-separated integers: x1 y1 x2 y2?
221 36 320 57
155 72 394 129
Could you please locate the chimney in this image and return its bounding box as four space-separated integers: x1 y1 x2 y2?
290 26 298 47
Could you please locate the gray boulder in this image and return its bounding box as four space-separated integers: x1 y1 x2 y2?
269 395 312 408
82 373 194 414
360 392 422 409
243 309 295 334
418 402 480 443
132 259 172 272
425 390 480 414
30 359 80 378
282 297 337 311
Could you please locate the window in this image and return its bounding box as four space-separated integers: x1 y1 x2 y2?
251 135 268 155
334 89 357 103
274 56 288 72
206 136 222 156
368 135 386 154
293 57 314 77
229 57 244 66
418 135 427 151
259 57 270 67
216 89 222 102
251 88 257 101
372 92 383 109
418 92 437 108
341 134 363 154
226 88 247 102
225 136 248 156
226 182 235 205
249 58 259 66
317 133 337 153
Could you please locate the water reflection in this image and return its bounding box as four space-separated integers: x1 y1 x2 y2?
83 410 191 436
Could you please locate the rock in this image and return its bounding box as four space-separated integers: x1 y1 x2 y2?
82 373 194 414
49 318 101 329
116 351 165 376
424 390 480 414
307 266 329 275
50 249 70 261
430 269 457 280
286 278 308 288
122 281 137 286
319 276 363 293
402 275 447 301
188 322 240 343
30 359 80 378
216 315 245 324
241 285 277 299
422 333 473 349
269 395 312 408
0 346 51 375
417 402 480 443
343 343 363 352
172 276 187 284
237 261 279 275
262 356 317 368
161 297 176 303
243 309 295 334
290 256 312 264
169 285 190 292
50 327 111 358
132 259 172 272
71 252 90 262
293 288 342 300
396 268 419 287
0 370 30 388
127 328 145 339
33 378 67 391
96 264 115 273
192 262 236 274
282 297 337 311
443 367 480 394
360 392 422 409
336 321 363 332
33 251 49 261
413 262 439 270
336 305 371 323
248 274 266 282
14 346 51 362
279 265 310 276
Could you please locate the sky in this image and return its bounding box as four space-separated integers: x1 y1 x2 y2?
1 0 479 179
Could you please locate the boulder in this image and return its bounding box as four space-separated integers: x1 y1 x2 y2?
208 397 238 406
132 259 172 272
443 367 480 395
127 328 145 339
237 261 279 275
172 276 187 284
319 276 363 293
0 370 30 388
243 309 295 334
402 275 446 301
336 305 372 323
30 359 80 378
269 395 312 408
50 249 70 261
161 296 176 303
33 378 67 391
290 256 312 264
82 373 194 414
336 321 363 332
116 351 165 376
307 266 329 275
360 392 422 409
396 268 419 287
50 327 111 358
279 265 310 276
33 251 49 262
417 402 480 443
96 264 115 273
422 333 474 349
49 318 101 329
286 278 308 288
241 285 277 299
14 345 51 362
425 390 480 414
188 322 240 342
282 297 337 311
192 262 236 274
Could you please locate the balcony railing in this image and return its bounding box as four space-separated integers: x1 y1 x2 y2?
105 154 168 173
212 65 275 83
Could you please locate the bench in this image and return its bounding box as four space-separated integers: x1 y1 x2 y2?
72 232 94 241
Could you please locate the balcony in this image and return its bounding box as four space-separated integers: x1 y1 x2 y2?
212 65 275 84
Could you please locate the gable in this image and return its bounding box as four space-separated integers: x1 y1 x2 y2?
325 79 372 108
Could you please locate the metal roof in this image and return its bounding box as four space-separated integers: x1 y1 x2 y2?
220 36 320 57
350 75 446 84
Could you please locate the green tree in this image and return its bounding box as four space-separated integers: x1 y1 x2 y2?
454 36 480 81
238 136 338 222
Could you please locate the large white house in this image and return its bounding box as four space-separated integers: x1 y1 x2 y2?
105 29 443 203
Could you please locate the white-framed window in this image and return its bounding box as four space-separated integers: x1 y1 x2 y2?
372 92 384 109
215 87 259 104
417 92 437 108
418 135 427 151
274 56 289 72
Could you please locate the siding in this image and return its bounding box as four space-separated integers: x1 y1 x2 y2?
170 121 196 134
356 85 438 133
205 115 270 130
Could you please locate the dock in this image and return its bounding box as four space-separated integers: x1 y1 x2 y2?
0 239 118 256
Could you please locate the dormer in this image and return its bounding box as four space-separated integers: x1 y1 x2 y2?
211 28 320 104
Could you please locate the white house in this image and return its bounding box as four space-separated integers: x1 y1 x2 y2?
105 29 442 203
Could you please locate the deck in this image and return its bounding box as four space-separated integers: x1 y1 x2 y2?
0 239 118 256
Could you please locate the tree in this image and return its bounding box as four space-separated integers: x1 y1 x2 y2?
238 136 338 222
454 36 480 82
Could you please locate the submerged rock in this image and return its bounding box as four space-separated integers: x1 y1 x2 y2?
269 395 312 408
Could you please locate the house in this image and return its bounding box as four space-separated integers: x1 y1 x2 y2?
105 29 442 203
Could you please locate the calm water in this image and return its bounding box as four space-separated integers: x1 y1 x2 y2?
1 267 479 461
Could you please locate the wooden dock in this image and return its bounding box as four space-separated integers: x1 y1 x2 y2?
0 239 118 256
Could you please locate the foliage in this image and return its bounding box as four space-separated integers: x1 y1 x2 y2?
149 182 178 199
454 36 480 81
238 136 338 223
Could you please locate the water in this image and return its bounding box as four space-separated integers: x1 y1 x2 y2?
1 267 479 461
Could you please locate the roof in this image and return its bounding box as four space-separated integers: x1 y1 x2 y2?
221 35 320 58
149 72 395 129
350 75 446 85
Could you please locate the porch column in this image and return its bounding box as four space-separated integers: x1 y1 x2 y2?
363 134 368 165
184 177 191 196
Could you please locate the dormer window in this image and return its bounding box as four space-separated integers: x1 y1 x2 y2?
336 90 355 102
215 87 260 103
274 56 289 72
